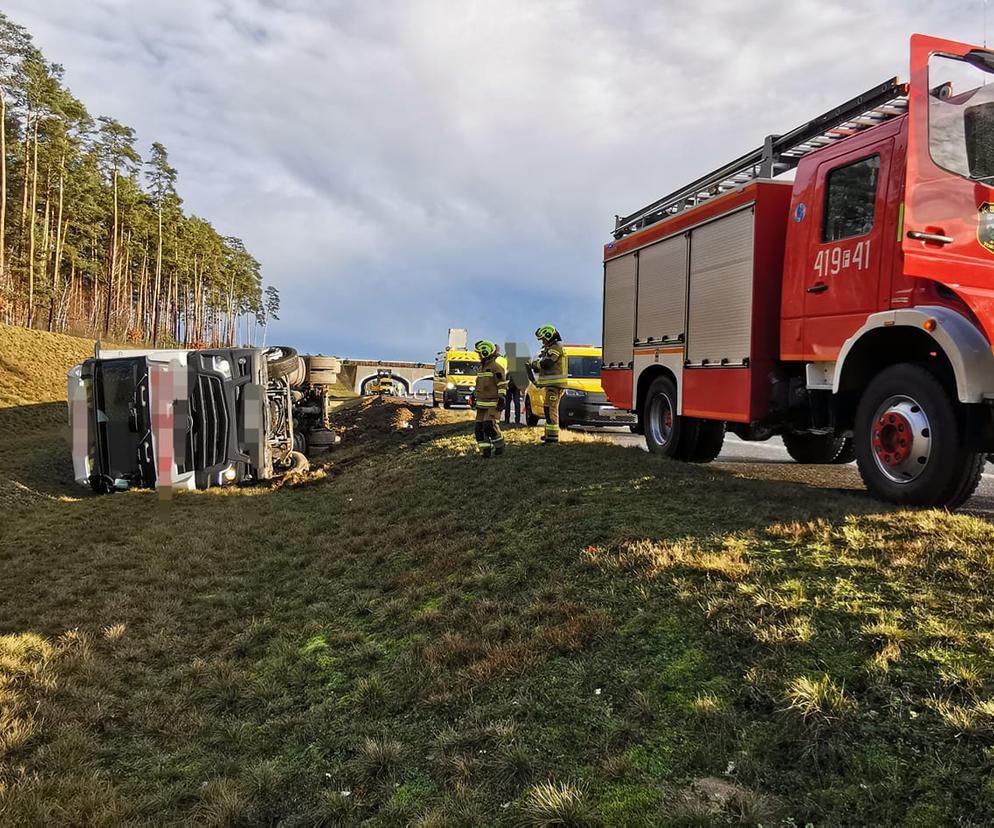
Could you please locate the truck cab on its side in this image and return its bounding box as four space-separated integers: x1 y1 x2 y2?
68 345 310 493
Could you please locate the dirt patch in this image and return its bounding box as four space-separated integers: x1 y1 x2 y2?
670 777 782 823
327 396 471 443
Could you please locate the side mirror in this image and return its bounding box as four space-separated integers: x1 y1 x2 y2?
965 49 994 73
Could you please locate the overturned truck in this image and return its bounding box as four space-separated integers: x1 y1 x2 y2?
68 345 340 493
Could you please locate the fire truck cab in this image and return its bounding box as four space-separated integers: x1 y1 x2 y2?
602 35 994 508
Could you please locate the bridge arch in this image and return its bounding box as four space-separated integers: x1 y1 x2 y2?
358 373 411 395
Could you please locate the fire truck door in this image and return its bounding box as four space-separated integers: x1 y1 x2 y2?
802 140 895 358
903 35 994 333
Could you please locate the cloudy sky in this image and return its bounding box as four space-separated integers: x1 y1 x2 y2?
3 0 981 360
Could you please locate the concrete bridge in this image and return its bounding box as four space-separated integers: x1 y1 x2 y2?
339 359 435 396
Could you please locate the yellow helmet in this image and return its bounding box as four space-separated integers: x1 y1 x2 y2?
474 339 498 359
535 324 558 342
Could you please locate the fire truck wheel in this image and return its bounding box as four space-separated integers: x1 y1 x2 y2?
689 420 725 463
782 433 848 464
832 437 856 464
854 363 984 508
644 376 698 459
264 346 299 380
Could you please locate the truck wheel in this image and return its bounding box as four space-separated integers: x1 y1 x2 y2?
690 420 725 463
643 376 698 459
832 437 856 464
854 363 984 508
293 431 307 454
782 433 848 463
525 398 540 427
265 346 299 381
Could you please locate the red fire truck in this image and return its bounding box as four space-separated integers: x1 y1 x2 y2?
602 35 994 508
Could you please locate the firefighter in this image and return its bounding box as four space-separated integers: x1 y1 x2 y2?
532 324 566 444
472 339 508 458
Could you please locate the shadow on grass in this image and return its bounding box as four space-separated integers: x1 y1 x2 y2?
0 402 76 499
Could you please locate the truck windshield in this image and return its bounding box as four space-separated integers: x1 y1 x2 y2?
929 53 994 182
447 360 479 375
568 356 601 378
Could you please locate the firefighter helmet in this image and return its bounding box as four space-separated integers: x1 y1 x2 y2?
474 339 498 359
535 324 558 342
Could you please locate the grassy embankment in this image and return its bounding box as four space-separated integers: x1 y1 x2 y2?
3 322 994 824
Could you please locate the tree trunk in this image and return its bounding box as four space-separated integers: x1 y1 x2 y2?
49 160 66 331
152 205 162 345
104 168 118 335
26 123 38 328
0 90 7 298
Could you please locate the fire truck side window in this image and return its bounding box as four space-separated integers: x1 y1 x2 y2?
928 53 994 182
822 155 880 243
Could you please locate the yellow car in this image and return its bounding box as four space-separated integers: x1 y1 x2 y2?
432 349 480 408
524 344 637 429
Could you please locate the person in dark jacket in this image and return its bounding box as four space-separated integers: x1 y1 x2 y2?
503 373 521 424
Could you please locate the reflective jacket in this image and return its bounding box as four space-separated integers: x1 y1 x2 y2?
534 341 566 387
475 354 508 407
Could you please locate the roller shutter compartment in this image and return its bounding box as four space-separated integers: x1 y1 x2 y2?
636 234 688 344
602 253 637 367
686 208 754 366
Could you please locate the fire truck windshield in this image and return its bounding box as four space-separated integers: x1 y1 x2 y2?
929 53 994 182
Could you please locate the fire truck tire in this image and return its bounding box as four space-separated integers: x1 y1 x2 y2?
689 420 725 463
853 363 983 508
643 376 698 459
832 437 856 464
264 346 299 381
782 433 848 464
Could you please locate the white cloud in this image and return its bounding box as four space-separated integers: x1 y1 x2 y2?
3 0 982 357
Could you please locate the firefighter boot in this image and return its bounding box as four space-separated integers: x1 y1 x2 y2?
543 388 562 444
475 417 493 458
491 420 505 456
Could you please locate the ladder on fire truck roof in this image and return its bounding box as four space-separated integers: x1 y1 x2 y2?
613 77 909 239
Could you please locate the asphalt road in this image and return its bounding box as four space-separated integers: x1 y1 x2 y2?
604 430 994 516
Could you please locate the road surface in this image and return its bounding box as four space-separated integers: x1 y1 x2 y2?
604 430 994 516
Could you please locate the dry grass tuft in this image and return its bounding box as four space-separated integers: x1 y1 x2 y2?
784 674 855 726
101 624 126 642
925 696 994 735
196 778 253 827
357 736 404 780
520 780 597 827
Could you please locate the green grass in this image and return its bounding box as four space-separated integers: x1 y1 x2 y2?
4 326 994 823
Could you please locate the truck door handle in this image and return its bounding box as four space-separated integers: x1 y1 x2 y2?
806 282 828 294
907 229 953 245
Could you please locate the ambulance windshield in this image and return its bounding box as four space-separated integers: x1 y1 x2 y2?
929 52 994 182
447 360 479 375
